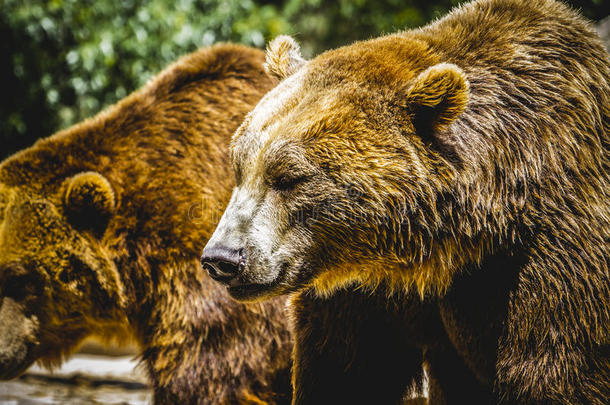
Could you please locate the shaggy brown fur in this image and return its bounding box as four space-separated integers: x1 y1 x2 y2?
202 0 609 403
0 44 293 404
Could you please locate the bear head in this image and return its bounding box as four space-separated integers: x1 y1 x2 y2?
0 159 128 379
202 35 472 301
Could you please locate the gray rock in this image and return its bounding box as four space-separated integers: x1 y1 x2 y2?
596 16 610 51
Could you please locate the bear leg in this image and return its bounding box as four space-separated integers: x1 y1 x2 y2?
425 343 496 405
290 287 425 404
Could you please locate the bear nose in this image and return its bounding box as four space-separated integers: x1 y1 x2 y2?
200 246 246 283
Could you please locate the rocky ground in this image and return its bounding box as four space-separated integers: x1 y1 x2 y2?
596 16 610 50
0 353 151 405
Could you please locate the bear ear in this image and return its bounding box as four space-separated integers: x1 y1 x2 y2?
64 172 115 235
406 63 469 134
264 35 306 80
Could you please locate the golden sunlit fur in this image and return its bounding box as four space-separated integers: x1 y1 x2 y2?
222 0 609 403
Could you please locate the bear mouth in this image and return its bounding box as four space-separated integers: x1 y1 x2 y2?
226 259 303 301
227 282 281 301
227 263 291 301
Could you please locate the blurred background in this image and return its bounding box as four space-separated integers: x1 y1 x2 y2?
1 0 608 160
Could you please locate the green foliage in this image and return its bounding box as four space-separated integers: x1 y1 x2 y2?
282 0 462 56
1 0 289 157
281 0 607 56
2 0 607 159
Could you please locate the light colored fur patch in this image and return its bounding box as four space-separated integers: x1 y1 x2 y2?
234 68 307 160
250 69 306 140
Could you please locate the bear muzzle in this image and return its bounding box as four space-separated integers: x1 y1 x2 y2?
0 297 39 380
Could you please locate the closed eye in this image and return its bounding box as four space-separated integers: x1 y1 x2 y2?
272 174 309 192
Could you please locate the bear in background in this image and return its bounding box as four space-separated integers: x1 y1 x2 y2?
0 44 292 404
202 0 609 403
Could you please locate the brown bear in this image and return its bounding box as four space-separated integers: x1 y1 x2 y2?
0 44 293 404
201 0 610 403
